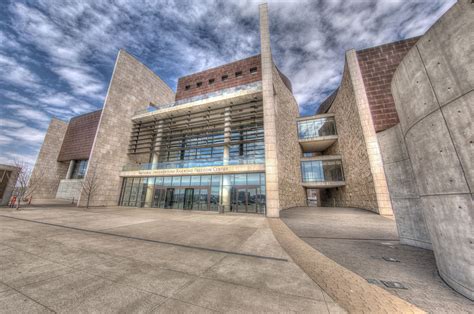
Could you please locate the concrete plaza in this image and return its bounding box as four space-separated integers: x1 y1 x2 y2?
0 205 344 313
281 207 474 313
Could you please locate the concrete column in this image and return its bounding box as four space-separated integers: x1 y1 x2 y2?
346 49 393 217
259 3 280 217
390 0 473 298
220 107 232 212
223 107 231 166
144 178 154 208
66 160 75 179
151 120 164 169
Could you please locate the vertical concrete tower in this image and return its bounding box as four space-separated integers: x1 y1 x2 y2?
259 4 307 217
391 0 473 299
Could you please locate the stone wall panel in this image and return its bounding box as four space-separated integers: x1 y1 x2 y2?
78 50 174 207
30 119 69 199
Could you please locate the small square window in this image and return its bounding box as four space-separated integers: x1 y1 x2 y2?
208 78 215 85
250 67 258 74
235 71 242 77
196 82 202 87
185 85 191 90
221 75 228 81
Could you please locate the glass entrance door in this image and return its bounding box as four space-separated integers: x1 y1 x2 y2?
165 188 174 208
183 188 194 210
152 188 166 208
231 187 259 213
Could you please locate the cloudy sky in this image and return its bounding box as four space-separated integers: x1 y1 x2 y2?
0 0 454 166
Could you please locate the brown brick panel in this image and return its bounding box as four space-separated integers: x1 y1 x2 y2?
57 110 102 161
175 55 262 100
357 37 419 132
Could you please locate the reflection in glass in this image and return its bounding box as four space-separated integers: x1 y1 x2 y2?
119 173 266 214
301 160 344 182
297 117 337 139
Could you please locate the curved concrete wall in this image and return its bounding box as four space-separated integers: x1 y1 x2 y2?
391 1 473 299
377 125 432 249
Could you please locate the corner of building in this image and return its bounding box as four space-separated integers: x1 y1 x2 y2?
30 118 69 200
78 49 176 207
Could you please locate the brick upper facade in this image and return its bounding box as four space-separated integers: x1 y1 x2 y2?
175 55 262 101
57 110 102 162
356 37 419 132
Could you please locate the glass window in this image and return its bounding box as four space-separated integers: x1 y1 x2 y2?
163 177 172 186
181 176 191 186
191 176 201 186
301 160 344 182
211 175 221 186
234 174 246 185
71 160 88 179
200 175 211 186
247 173 259 185
121 178 132 206
297 117 337 139
172 176 181 186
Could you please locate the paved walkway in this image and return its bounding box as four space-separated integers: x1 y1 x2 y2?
0 206 344 313
281 207 474 313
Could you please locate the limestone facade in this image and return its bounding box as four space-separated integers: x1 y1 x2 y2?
259 3 280 217
272 65 306 210
30 119 69 199
55 179 83 201
0 164 20 205
78 50 175 207
322 60 379 212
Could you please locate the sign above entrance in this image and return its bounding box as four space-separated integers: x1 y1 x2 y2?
120 164 265 177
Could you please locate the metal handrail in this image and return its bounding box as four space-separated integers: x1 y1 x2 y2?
122 157 264 171
134 81 263 116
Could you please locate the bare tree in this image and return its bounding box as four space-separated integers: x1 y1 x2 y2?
12 160 43 210
80 162 99 209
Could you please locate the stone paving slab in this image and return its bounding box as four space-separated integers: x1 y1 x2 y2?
269 218 424 313
0 206 344 313
281 207 474 313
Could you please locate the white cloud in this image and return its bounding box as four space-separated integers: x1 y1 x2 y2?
0 118 26 129
0 151 38 167
2 126 46 144
5 104 50 124
0 53 40 88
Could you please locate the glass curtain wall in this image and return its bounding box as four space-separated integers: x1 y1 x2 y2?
128 101 264 168
120 173 266 214
298 117 337 139
301 160 344 182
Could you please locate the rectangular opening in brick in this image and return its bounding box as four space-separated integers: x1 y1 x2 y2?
208 78 215 85
185 85 191 90
235 71 242 77
221 74 228 81
250 67 258 74
196 82 202 87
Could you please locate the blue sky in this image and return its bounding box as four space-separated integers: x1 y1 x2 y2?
0 0 454 166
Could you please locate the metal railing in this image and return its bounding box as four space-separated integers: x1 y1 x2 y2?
134 81 263 116
301 159 344 182
122 157 264 172
298 116 337 140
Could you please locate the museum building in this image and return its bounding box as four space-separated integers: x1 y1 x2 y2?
30 2 472 299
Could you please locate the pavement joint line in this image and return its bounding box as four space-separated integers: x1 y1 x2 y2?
0 280 57 313
0 214 288 263
269 218 425 313
299 236 399 241
2 217 335 305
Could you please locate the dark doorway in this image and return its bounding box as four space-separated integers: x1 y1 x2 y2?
153 188 166 208
183 188 194 210
231 187 259 213
165 188 174 208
